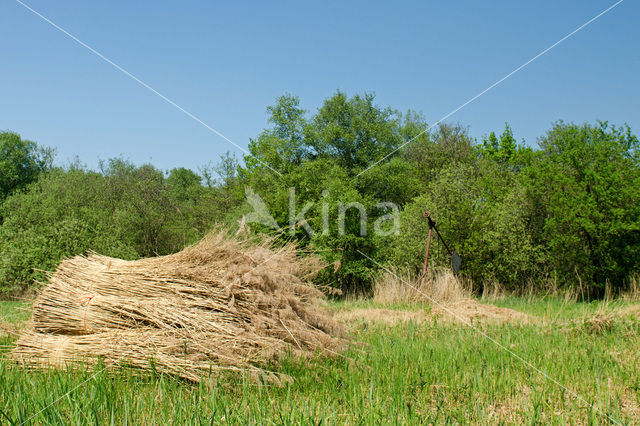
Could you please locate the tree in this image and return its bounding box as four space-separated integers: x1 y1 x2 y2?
307 91 403 173
241 92 421 293
215 151 239 188
478 124 532 171
167 167 202 201
389 162 540 290
246 94 308 173
355 157 423 206
531 121 640 293
0 131 53 200
403 123 475 185
0 159 230 294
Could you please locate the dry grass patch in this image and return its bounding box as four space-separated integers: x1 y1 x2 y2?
364 268 531 325
335 302 532 326
373 268 469 305
431 299 533 324
617 304 640 318
333 308 430 325
0 320 23 339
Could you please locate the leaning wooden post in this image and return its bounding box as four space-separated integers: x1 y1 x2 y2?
421 211 436 281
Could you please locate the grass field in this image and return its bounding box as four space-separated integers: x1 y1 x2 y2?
1 297 639 425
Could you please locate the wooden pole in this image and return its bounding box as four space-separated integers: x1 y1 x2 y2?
422 226 432 278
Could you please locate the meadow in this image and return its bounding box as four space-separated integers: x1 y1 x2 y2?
1 17 638 426
1 296 639 425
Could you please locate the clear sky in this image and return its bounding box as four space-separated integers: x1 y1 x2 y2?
1 1 638 172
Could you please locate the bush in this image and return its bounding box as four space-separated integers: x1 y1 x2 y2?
527 121 640 294
0 131 53 202
2 93 639 299
389 163 542 291
0 160 238 295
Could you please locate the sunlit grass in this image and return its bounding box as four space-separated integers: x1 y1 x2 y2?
0 300 31 324
0 299 638 424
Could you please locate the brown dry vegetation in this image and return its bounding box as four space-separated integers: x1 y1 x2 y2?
11 232 346 383
373 268 470 305
334 269 532 326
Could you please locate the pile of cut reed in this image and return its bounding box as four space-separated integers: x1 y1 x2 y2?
11 232 345 383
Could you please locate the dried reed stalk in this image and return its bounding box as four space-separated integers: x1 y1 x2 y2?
12 231 346 382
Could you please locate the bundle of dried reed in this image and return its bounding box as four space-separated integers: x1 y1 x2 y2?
11 232 345 383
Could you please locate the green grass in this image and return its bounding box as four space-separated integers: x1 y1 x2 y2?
490 295 637 320
0 301 31 324
0 299 638 424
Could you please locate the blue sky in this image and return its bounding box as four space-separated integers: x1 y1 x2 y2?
1 1 638 171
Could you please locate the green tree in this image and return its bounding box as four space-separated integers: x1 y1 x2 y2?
241 92 423 292
215 151 239 188
390 162 540 290
101 160 179 257
0 168 139 295
242 157 379 293
531 121 640 293
355 157 423 206
403 123 475 185
0 131 53 200
246 94 308 173
478 124 532 171
307 91 404 173
167 167 202 201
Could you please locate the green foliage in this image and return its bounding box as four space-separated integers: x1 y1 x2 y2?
1 298 639 424
246 94 308 173
2 92 639 297
389 163 540 289
355 157 423 206
477 124 534 172
0 131 53 200
241 157 379 293
240 93 437 293
0 158 241 295
307 91 404 173
0 218 138 294
528 121 640 294
242 96 640 295
246 92 412 177
402 123 475 185
0 168 139 294
167 167 202 201
214 151 240 188
478 123 517 164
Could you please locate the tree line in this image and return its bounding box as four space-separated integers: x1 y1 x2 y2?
1 91 638 297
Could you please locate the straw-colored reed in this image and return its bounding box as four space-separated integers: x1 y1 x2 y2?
11 232 345 383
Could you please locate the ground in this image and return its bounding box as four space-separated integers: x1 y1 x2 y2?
1 297 639 424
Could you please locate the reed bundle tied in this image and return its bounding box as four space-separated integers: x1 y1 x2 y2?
11 232 346 383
